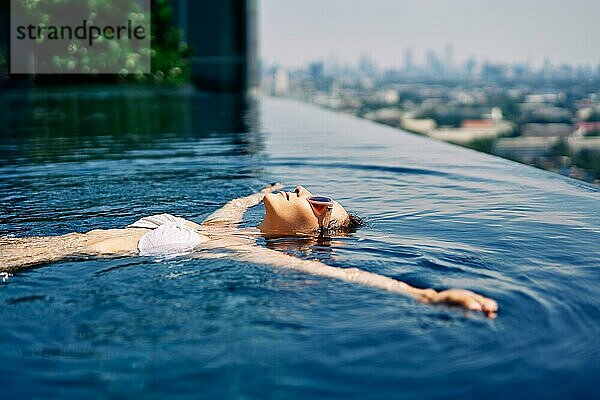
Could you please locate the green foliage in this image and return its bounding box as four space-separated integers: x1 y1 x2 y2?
461 137 496 154
0 47 6 71
417 105 485 128
572 150 600 174
417 108 462 127
150 0 191 84
549 139 570 157
488 95 521 121
583 111 600 122
11 0 191 84
14 0 151 76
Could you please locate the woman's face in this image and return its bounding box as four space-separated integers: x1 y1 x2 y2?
259 186 349 235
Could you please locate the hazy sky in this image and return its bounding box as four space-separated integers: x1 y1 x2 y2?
260 0 599 69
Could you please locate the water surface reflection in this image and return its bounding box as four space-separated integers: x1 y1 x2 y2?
0 92 598 400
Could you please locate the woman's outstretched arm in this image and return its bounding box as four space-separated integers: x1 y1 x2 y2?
0 228 146 273
228 244 498 318
200 183 284 227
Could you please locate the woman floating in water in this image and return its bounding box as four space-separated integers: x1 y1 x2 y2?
0 184 498 317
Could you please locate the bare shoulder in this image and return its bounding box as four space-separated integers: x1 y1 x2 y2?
184 219 203 230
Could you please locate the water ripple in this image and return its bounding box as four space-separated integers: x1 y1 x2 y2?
0 93 598 399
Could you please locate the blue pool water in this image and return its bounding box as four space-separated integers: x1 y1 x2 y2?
0 89 599 399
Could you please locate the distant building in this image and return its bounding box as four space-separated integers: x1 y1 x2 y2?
404 48 414 74
461 120 493 129
309 61 324 81
491 107 503 121
494 137 560 158
364 108 404 126
401 118 437 135
426 50 443 76
525 94 560 104
569 136 600 152
444 44 454 71
521 123 573 138
358 54 377 76
372 89 399 105
575 122 600 135
426 118 512 144
426 115 510 142
520 105 572 122
274 67 289 96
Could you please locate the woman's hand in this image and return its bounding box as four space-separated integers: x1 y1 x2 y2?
421 288 498 318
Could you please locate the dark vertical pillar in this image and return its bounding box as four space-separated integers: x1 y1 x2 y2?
0 2 9 83
246 0 258 91
185 0 257 93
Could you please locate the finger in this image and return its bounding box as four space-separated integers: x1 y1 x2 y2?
485 311 498 319
461 296 482 311
469 292 498 312
481 298 498 313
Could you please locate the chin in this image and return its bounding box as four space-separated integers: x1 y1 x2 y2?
263 193 277 209
262 193 281 217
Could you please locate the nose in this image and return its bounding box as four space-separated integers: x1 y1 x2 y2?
294 186 310 197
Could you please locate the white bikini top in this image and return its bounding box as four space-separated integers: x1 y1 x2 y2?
127 213 209 256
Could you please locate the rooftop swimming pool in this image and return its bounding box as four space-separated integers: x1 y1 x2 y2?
1 89 598 399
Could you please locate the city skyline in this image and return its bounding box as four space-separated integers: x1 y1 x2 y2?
261 48 599 77
260 0 600 69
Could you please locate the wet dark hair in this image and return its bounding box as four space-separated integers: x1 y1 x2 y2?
327 213 364 233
